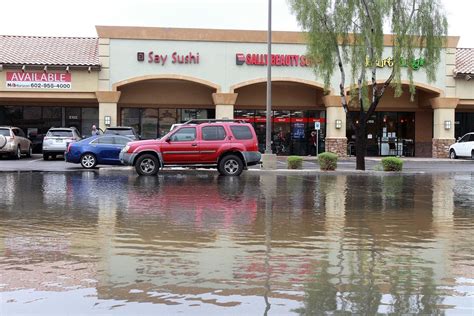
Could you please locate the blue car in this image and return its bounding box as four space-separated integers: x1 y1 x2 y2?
65 135 133 169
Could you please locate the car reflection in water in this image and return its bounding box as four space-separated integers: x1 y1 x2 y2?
0 172 473 315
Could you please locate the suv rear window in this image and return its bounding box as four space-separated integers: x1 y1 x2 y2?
105 128 133 134
202 126 226 141
0 129 10 136
230 126 253 140
47 130 73 137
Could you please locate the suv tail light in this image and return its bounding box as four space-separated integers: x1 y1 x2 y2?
43 137 50 141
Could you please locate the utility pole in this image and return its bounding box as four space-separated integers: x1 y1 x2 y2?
261 0 277 169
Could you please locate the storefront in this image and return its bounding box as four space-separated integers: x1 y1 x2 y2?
1 27 473 158
347 112 415 156
121 108 215 139
0 105 98 151
235 109 326 155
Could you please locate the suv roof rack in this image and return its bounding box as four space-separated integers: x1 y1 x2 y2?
182 119 247 125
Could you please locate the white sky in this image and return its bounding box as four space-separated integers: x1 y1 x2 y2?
0 0 472 47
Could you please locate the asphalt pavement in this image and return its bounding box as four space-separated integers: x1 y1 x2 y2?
0 154 473 173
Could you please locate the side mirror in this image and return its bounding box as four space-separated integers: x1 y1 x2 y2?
457 137 461 142
165 137 171 143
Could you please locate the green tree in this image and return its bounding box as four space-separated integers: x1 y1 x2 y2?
289 0 447 170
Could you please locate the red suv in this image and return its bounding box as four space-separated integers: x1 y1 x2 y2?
120 120 261 176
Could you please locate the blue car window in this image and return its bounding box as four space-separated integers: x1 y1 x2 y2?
97 136 115 144
114 137 131 145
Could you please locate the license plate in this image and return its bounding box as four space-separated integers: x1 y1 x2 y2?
55 139 63 143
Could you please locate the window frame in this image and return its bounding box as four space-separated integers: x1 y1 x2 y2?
169 127 197 142
230 125 253 140
201 125 227 141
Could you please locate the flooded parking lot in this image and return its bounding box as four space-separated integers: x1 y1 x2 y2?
0 171 473 315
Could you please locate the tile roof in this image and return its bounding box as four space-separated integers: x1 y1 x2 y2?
455 48 474 76
0 35 100 67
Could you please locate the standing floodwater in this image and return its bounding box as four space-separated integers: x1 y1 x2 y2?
0 171 473 315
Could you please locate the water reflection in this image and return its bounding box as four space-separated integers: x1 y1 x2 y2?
0 171 473 315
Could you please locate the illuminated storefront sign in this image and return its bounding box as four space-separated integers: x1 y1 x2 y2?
137 51 200 65
365 56 426 70
236 53 311 67
6 71 72 89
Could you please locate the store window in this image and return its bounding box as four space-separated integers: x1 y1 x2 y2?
455 112 474 139
347 111 415 156
141 109 158 139
234 109 327 156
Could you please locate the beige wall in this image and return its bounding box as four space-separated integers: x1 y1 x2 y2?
234 82 324 109
433 108 455 139
118 80 215 106
0 70 99 93
455 80 474 99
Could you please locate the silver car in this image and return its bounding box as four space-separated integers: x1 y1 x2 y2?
42 127 82 160
0 126 33 159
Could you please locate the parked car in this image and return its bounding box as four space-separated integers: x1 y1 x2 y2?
120 120 261 176
65 135 133 169
449 132 474 159
42 127 82 160
0 126 32 159
104 126 140 140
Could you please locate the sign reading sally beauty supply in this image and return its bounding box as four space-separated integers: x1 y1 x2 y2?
236 53 311 67
6 72 72 89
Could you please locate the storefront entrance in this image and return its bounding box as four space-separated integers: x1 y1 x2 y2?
121 108 215 139
455 112 474 139
347 111 416 156
235 109 326 155
0 105 98 152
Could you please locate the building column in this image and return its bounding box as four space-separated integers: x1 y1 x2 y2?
430 97 458 158
323 95 347 157
212 93 238 119
96 91 121 131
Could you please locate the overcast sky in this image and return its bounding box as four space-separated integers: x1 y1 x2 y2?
1 0 472 47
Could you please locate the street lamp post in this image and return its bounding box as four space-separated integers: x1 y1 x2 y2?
265 0 272 154
261 0 277 169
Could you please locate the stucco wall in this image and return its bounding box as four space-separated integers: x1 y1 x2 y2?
109 39 446 94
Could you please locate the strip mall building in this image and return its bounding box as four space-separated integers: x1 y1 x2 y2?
1 26 473 157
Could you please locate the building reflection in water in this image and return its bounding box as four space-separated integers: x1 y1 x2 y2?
0 172 472 314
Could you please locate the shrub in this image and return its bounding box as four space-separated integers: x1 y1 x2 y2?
381 157 403 171
318 152 338 171
287 156 303 169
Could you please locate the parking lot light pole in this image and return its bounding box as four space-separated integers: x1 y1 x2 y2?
265 0 272 155
262 0 277 169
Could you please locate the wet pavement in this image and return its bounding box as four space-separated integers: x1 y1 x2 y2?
0 171 473 315
0 154 473 173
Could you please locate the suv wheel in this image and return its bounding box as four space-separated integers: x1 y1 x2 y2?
218 154 244 176
43 153 49 160
26 145 32 158
80 153 97 169
0 135 6 149
15 146 21 160
472 150 474 160
449 149 457 159
135 154 159 176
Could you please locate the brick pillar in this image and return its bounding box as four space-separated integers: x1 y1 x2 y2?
430 97 458 158
323 95 347 157
212 93 238 119
96 91 121 131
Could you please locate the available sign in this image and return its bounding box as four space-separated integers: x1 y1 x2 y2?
236 53 311 67
6 72 72 89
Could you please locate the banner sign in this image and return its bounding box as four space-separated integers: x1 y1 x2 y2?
6 72 72 89
236 53 311 67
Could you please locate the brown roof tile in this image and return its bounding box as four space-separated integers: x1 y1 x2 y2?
455 48 474 76
0 35 100 67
